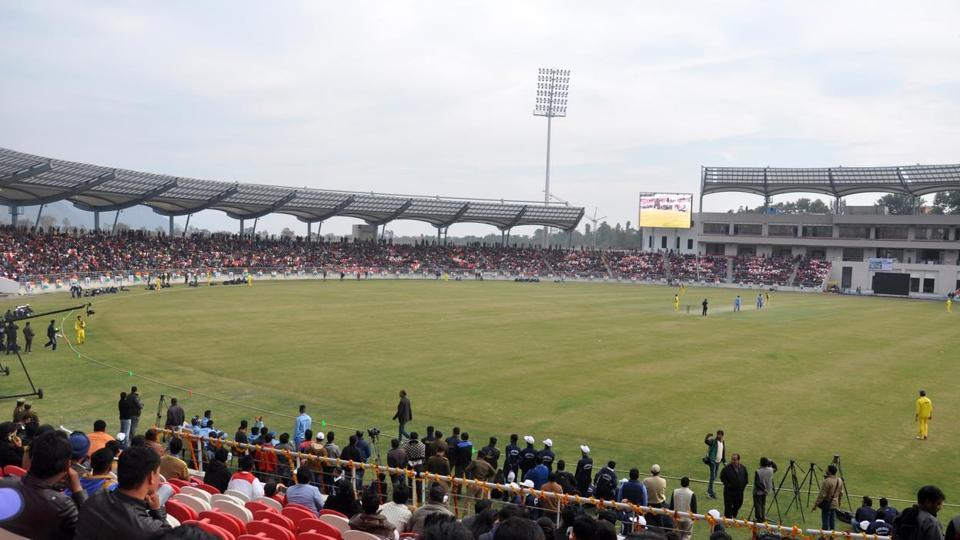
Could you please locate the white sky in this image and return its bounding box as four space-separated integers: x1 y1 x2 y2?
1 1 959 236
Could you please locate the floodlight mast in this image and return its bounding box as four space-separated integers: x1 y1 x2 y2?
533 68 570 248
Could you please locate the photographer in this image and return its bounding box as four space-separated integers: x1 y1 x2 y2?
0 422 24 467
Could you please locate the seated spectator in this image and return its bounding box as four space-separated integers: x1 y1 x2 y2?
325 478 361 518
286 467 325 515
144 429 164 457
408 484 455 535
87 420 115 458
75 445 171 539
878 497 898 524
379 484 414 532
349 490 397 539
227 455 264 499
853 496 877 530
494 516 546 540
570 515 599 540
0 431 87 538
81 447 118 495
866 517 893 536
423 520 474 540
69 431 91 475
0 421 24 467
202 447 231 493
158 437 190 482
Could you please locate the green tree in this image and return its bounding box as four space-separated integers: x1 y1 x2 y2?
933 191 960 214
876 193 919 215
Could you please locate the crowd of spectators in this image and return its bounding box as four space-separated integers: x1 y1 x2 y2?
668 255 728 283
5 387 958 540
732 256 796 286
793 259 832 288
606 252 665 280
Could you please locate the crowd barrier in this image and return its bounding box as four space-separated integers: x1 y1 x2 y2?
160 428 889 540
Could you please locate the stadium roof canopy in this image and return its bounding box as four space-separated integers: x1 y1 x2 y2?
0 147 584 230
702 165 960 198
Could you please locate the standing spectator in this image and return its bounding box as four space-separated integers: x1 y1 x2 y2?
670 477 697 540
643 464 667 508
425 442 451 490
204 448 231 494
304 432 328 490
704 430 725 499
227 455 265 500
392 390 412 440
285 467 325 515
525 457 549 489
503 434 521 481
158 437 190 482
555 460 576 494
481 436 500 470
349 490 397 538
538 439 555 471
720 453 748 518
275 433 296 483
915 390 933 440
12 398 25 422
43 319 57 350
87 420 115 458
324 431 341 491
22 321 33 353
387 438 407 490
118 392 132 447
753 457 776 522
340 434 364 489
401 432 425 497
234 419 249 456
574 445 593 495
465 449 497 499
593 461 617 500
454 432 473 480
0 431 87 539
519 435 538 478
541 472 565 516
701 298 709 316
126 386 144 440
618 468 648 507
293 404 311 448
75 445 171 539
164 398 185 433
812 464 844 531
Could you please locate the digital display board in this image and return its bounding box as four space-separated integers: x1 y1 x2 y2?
638 192 692 229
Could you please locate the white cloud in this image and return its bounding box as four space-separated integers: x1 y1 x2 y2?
0 0 958 234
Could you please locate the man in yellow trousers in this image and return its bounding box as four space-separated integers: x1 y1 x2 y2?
75 315 86 345
915 390 933 440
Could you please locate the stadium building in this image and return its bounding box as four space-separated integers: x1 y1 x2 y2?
641 165 960 296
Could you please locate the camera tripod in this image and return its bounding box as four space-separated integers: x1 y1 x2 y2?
156 394 168 431
768 460 820 524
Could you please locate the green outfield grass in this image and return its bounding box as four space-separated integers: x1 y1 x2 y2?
3 280 958 528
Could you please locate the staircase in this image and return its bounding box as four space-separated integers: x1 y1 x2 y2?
600 252 615 279
663 256 674 281
787 260 801 286
725 258 734 283
541 252 556 276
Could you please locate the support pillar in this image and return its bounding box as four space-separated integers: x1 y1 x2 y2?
169 215 174 236
252 217 258 236
113 211 121 234
183 214 191 237
307 222 312 241
240 219 244 235
35 204 44 229
9 205 19 227
94 211 100 232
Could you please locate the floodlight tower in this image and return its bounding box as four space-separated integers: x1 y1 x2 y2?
534 68 570 248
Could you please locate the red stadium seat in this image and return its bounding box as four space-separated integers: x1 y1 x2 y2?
199 510 246 537
169 478 193 488
297 518 341 539
246 501 275 514
182 520 237 540
282 505 316 527
285 503 313 513
164 482 182 494
3 465 26 478
254 510 295 532
318 509 348 520
247 520 296 540
298 533 338 540
166 499 199 523
197 482 222 495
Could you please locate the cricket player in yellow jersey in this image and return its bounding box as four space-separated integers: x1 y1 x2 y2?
915 390 933 440
674 294 680 312
74 315 86 345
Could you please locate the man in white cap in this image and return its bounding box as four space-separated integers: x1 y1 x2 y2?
574 445 593 495
519 435 538 479
644 464 667 508
538 438 555 472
